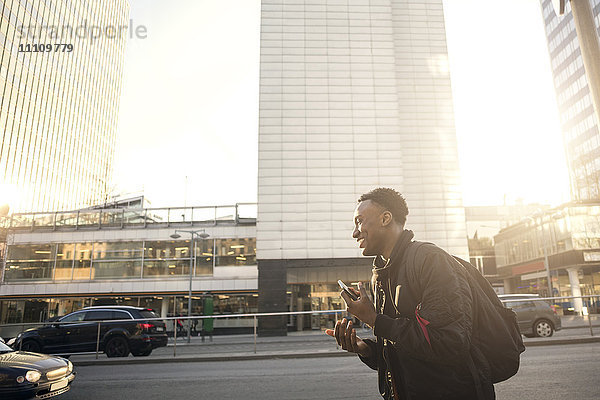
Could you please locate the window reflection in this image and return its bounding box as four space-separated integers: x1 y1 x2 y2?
194 239 213 276
73 243 93 280
5 244 54 281
145 241 190 259
143 260 190 277
215 238 256 266
54 243 75 280
3 237 257 282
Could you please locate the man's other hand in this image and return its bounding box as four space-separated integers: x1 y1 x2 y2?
340 282 377 327
325 318 371 358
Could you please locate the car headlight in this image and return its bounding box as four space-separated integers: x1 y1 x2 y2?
67 360 73 373
25 370 41 383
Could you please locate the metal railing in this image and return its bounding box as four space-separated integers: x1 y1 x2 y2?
1 294 599 359
0 309 349 358
4 203 257 231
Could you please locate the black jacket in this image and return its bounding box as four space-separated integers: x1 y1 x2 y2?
359 230 495 400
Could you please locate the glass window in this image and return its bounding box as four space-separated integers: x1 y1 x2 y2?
112 311 132 320
143 260 190 277
505 301 535 309
73 243 93 280
84 310 113 321
55 212 78 228
4 244 54 281
92 260 141 279
194 239 213 276
93 241 143 260
54 243 75 280
60 312 87 323
144 240 190 259
215 238 256 266
139 310 159 319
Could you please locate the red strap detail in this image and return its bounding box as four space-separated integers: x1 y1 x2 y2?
415 306 431 347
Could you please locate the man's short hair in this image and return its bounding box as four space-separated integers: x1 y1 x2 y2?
358 188 409 226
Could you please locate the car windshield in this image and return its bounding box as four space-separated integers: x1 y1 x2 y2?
0 341 14 353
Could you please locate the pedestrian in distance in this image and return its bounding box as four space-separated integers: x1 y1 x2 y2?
326 187 523 400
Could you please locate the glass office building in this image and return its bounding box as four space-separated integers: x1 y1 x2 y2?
0 0 129 212
540 0 600 200
257 0 468 334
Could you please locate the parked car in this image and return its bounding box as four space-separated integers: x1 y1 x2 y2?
0 339 75 400
499 294 562 337
11 306 167 358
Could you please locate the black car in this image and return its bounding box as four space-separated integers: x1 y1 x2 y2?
0 339 75 400
12 306 167 357
499 294 562 337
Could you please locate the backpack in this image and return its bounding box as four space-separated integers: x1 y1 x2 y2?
406 242 525 384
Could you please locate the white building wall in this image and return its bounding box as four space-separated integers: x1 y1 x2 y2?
257 0 468 261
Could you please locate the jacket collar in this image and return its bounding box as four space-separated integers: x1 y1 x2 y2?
372 229 414 279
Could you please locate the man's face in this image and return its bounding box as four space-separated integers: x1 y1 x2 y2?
352 200 385 256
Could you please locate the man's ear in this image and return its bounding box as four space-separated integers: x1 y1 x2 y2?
381 211 393 227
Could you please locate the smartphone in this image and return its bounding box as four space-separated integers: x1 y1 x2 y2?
338 280 359 301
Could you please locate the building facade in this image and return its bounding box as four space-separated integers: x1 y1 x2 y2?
0 203 259 338
540 0 600 200
465 203 551 282
494 201 600 314
258 0 468 334
0 0 129 212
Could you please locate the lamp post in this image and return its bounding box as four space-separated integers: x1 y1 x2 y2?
526 215 553 297
553 0 600 133
170 229 210 343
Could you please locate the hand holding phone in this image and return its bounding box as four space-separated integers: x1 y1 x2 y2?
338 280 359 301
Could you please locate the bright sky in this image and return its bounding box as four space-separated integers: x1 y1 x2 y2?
113 0 571 209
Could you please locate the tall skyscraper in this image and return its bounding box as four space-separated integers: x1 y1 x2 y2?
0 0 129 212
540 0 600 200
257 0 468 334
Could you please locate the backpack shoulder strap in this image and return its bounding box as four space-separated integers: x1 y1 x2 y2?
453 256 504 308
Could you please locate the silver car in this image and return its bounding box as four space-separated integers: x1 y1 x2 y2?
499 294 562 338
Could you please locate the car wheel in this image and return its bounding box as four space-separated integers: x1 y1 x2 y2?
21 340 41 353
105 336 130 358
533 319 554 337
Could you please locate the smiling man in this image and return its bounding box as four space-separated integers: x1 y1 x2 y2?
326 187 495 400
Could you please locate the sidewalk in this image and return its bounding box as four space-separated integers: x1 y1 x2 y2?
70 321 600 366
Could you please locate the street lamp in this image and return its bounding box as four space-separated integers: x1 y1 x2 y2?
552 0 600 132
170 229 210 343
525 214 553 297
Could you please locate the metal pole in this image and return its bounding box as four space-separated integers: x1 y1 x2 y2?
587 299 594 336
569 0 600 131
537 217 553 297
96 322 101 359
187 234 194 344
334 311 340 349
173 318 177 357
253 315 257 354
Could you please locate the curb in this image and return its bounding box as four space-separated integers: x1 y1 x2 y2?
523 336 600 347
72 351 353 366
71 336 600 366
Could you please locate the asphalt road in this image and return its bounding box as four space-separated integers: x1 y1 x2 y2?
60 343 599 400
66 323 600 361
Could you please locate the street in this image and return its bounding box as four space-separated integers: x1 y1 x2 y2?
61 343 600 400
